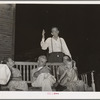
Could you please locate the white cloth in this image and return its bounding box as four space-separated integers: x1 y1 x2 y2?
32 73 56 91
40 37 71 58
0 64 11 85
8 81 28 91
37 66 43 71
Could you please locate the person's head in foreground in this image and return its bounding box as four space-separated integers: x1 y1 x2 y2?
37 55 47 67
63 55 73 69
51 27 59 38
6 58 15 69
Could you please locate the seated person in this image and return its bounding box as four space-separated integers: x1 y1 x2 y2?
6 58 28 91
56 55 85 91
31 55 56 91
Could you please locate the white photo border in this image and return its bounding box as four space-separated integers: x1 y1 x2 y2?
0 1 100 99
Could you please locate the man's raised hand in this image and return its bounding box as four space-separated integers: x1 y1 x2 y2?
42 29 45 38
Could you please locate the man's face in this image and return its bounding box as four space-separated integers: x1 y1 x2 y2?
63 56 69 65
7 58 14 68
37 58 46 67
67 61 72 69
51 28 59 37
63 56 72 69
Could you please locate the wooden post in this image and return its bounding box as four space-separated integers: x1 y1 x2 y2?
81 75 83 81
23 65 25 81
83 74 85 83
91 71 95 91
27 65 29 82
85 74 88 85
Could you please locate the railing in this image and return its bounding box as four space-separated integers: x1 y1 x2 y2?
15 61 95 91
15 61 62 83
79 70 95 91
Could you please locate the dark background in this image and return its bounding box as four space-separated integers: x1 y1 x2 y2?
15 4 100 74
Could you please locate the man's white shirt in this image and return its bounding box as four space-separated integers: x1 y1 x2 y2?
40 37 71 58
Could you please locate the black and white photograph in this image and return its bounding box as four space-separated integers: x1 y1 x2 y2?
0 3 100 96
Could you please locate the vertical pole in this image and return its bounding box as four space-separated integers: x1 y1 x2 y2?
56 66 58 81
53 65 55 77
27 65 29 82
83 74 85 83
85 74 88 85
23 65 25 81
91 71 95 91
30 65 32 81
